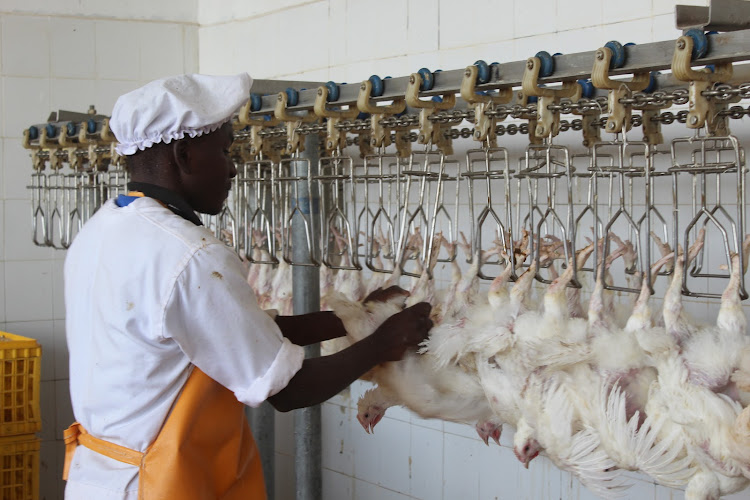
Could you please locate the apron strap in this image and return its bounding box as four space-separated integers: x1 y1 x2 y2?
63 422 145 480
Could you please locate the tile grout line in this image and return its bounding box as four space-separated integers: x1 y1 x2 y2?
0 10 199 26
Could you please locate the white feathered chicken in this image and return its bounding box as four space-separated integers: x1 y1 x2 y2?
513 373 630 498
325 286 495 437
646 352 749 499
641 232 750 498
682 236 750 398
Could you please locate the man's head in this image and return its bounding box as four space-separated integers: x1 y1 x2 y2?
110 73 251 215
125 122 236 215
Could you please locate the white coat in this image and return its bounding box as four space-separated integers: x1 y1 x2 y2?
64 197 304 499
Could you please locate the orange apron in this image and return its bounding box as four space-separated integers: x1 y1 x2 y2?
63 367 266 499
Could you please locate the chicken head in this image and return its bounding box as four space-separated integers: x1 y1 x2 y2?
513 420 542 468
475 419 502 446
356 386 394 434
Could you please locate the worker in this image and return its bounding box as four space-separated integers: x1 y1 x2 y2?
62 73 433 499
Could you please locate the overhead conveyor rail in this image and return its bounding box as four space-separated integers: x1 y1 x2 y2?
23 29 750 133
243 28 750 116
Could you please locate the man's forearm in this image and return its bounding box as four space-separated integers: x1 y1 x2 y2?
267 333 385 412
275 311 347 345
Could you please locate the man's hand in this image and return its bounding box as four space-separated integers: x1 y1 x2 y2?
268 302 433 412
362 286 410 304
372 302 433 362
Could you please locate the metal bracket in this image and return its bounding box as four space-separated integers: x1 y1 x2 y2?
238 100 280 128
522 56 577 138
274 91 318 155
515 91 543 145
460 64 512 145
671 35 733 83
638 91 672 146
314 85 359 155
357 79 406 150
569 82 603 148
22 128 46 171
592 46 651 134
676 0 750 32
250 125 281 163
642 108 664 145
100 118 116 143
238 101 282 162
394 129 412 159
406 72 456 155
58 125 83 171
672 34 734 130
80 118 115 170
39 127 64 170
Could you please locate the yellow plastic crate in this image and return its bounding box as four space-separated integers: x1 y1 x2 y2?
0 434 39 500
0 333 41 436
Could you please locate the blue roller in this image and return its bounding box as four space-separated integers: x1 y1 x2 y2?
644 71 659 93
28 126 39 140
474 60 490 84
535 51 554 77
325 81 340 102
369 75 384 97
357 112 371 120
418 68 434 91
527 95 539 104
577 79 595 98
45 124 56 138
263 115 272 122
66 122 77 136
605 40 625 69
431 96 443 103
285 87 299 106
250 93 262 112
685 29 708 59
87 118 97 134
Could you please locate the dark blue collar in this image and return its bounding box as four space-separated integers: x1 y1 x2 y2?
115 194 142 207
117 182 203 226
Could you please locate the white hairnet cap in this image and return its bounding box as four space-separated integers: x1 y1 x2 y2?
110 73 253 156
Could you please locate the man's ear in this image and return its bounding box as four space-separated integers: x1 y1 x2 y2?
172 139 191 174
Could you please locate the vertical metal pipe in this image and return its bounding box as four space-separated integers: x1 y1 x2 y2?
293 133 321 500
246 404 276 499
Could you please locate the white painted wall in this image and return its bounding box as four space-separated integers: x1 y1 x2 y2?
0 3 198 498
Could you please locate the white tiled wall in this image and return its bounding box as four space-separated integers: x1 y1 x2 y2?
3 0 749 499
0 3 198 498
